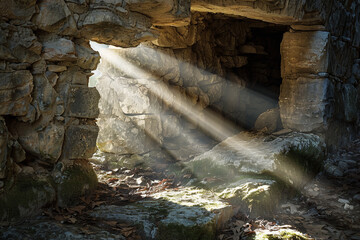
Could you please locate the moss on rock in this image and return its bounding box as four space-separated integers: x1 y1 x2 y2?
274 142 325 188
0 173 56 222
53 159 97 207
255 229 312 240
217 178 281 217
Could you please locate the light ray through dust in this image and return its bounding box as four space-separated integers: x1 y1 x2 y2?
95 44 313 190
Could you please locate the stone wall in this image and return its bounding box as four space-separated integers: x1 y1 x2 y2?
0 0 359 221
0 0 191 221
279 0 360 149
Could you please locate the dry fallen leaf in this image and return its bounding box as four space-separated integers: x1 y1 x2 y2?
67 217 77 224
104 221 118 227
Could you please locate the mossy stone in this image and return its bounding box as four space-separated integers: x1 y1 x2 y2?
53 159 97 207
217 178 281 217
255 229 312 240
0 173 56 222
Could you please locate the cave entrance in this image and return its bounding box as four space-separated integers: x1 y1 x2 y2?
89 13 288 163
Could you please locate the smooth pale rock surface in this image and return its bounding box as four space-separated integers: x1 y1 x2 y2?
90 187 232 240
96 116 162 154
187 131 325 187
281 31 330 78
279 77 333 132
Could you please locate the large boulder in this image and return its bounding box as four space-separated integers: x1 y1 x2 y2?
187 131 326 188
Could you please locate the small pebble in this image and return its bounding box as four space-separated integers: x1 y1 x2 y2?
338 198 350 204
344 203 354 210
353 194 360 201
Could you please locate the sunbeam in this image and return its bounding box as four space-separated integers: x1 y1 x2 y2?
93 44 315 190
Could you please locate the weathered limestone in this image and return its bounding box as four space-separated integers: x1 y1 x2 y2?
127 0 191 26
280 31 330 78
42 38 77 62
67 86 100 118
79 9 156 47
63 125 99 159
17 123 65 163
187 131 325 187
218 178 281 217
90 188 232 239
32 0 77 35
191 0 308 24
280 77 334 132
279 31 333 132
0 71 33 116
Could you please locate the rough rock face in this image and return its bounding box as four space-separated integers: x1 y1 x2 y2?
0 0 360 223
90 188 232 239
0 0 192 222
187 131 325 187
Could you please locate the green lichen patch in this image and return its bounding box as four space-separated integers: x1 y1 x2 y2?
53 160 98 207
0 173 56 222
217 178 281 217
255 229 312 240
